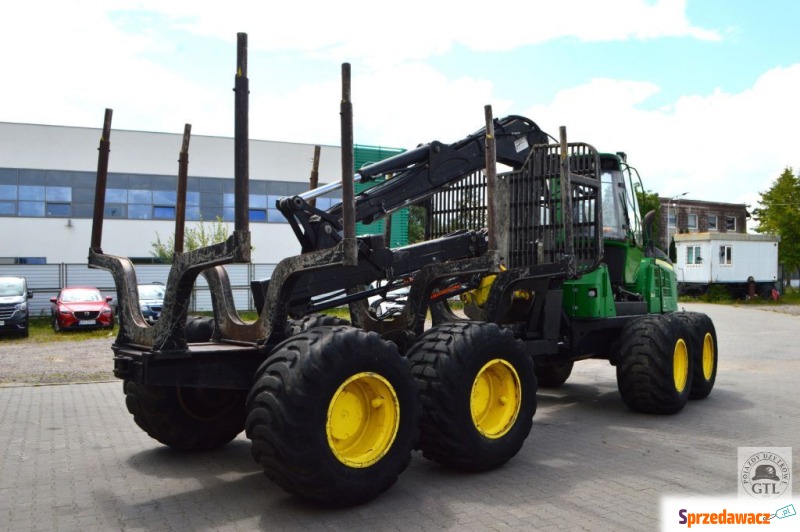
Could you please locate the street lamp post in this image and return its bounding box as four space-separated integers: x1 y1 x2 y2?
668 192 689 247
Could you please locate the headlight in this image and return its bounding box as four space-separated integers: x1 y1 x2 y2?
102 308 112 314
59 306 71 314
15 302 27 312
141 304 150 312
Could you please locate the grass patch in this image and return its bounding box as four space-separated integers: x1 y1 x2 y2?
19 317 117 344
679 284 800 305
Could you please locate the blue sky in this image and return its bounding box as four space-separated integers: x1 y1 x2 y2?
2 0 799 217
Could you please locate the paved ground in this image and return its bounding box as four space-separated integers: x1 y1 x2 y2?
1 303 798 531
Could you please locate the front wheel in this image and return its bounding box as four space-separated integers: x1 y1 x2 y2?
671 312 718 399
246 326 420 506
616 314 693 414
124 381 247 450
408 321 537 472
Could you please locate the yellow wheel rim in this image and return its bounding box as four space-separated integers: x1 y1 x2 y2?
701 332 715 380
471 359 521 439
673 338 689 393
326 372 399 468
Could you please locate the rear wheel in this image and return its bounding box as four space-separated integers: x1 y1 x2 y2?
124 381 247 450
407 321 537 472
534 361 574 388
246 326 419 506
671 312 718 399
616 314 693 414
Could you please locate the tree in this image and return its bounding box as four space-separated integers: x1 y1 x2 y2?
408 205 426 244
150 216 230 263
752 167 800 282
635 187 661 247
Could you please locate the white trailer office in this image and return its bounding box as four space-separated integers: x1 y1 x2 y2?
674 232 780 298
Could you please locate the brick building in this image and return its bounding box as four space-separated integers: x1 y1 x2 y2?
657 197 749 250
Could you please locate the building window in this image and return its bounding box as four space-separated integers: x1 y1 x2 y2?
0 202 15 215
687 246 703 265
19 201 45 216
250 194 268 209
153 206 175 219
707 214 718 231
268 209 286 223
687 213 698 231
46 202 71 216
0 184 16 200
128 204 152 219
129 189 153 204
720 245 732 265
667 211 676 228
186 206 201 221
106 189 127 203
46 186 72 202
249 209 267 222
726 215 736 231
19 185 45 201
104 204 126 218
153 190 177 205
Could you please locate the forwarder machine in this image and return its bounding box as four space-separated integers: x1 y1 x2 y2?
88 34 718 506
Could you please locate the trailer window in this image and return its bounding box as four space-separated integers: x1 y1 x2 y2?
720 245 732 266
686 246 703 265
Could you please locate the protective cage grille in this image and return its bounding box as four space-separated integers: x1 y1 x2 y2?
427 143 602 275
428 170 487 239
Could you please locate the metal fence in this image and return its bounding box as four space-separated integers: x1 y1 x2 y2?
0 263 275 318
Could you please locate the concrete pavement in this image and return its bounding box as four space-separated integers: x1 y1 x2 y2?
1 303 798 531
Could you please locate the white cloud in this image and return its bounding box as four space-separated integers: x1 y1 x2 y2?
524 65 800 207
95 0 721 66
0 0 720 136
4 0 791 217
248 62 511 148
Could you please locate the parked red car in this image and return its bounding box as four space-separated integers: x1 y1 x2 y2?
50 287 114 332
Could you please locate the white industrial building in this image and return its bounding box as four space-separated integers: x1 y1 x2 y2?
0 121 346 265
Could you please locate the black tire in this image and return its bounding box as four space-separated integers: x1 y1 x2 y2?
671 312 718 400
407 321 537 472
124 380 247 451
246 326 420 507
534 361 574 388
616 314 693 414
52 315 61 332
284 313 351 337
185 315 215 343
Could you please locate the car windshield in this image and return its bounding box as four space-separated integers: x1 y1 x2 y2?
61 289 103 303
138 285 165 300
0 278 25 297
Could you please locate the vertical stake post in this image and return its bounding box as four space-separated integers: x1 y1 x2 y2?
308 145 321 209
484 105 497 252
340 63 357 265
90 108 113 253
559 126 575 261
174 124 191 256
234 32 249 233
